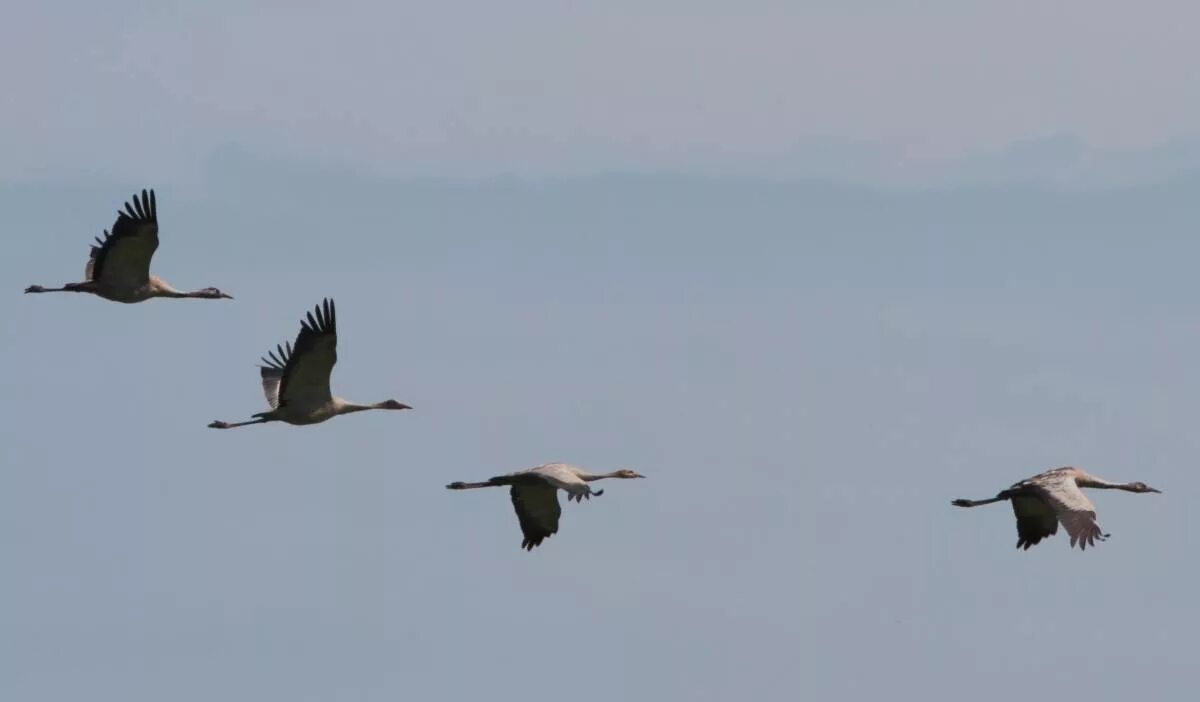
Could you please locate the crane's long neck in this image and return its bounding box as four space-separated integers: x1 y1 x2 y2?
580 471 624 482
1080 478 1141 492
159 288 213 299
148 278 187 297
149 278 213 299
337 401 390 414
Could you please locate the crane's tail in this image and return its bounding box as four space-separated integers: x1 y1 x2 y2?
569 488 604 502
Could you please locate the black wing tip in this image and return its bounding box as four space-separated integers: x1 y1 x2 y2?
1016 536 1042 550
118 187 157 223
521 534 549 551
318 297 335 331
299 297 336 335
259 339 296 370
1071 531 1110 551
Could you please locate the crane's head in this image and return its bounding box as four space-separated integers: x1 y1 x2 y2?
613 469 646 479
197 287 234 299
1129 481 1162 494
379 399 413 410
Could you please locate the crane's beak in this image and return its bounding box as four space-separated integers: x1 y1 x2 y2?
221 292 234 299
1148 487 1162 493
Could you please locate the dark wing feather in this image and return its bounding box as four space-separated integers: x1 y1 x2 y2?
1010 494 1059 550
257 298 337 409
510 482 561 551
258 341 293 409
88 189 159 287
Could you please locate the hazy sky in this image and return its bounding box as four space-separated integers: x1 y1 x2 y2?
5 170 1200 701
4 1 1200 180
4 3 1200 701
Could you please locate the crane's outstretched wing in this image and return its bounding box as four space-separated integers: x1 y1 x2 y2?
1025 472 1108 550
87 189 159 288
509 482 562 550
258 299 337 410
258 341 292 409
527 463 592 494
1010 494 1059 550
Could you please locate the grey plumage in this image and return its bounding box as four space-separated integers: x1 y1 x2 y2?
258 298 337 411
952 466 1161 551
446 463 646 551
208 298 411 429
25 189 232 303
87 189 159 287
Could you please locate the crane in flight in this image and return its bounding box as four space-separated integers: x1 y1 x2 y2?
447 463 645 550
952 466 1160 550
25 189 233 303
208 298 411 429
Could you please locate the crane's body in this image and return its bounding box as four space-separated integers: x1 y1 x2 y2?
208 298 411 429
447 463 645 550
952 466 1160 550
25 189 232 303
264 397 374 426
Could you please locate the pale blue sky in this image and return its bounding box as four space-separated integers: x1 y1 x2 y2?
3 3 1199 701
3 1 1200 182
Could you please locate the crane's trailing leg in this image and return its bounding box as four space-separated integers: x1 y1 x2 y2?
208 418 269 429
25 283 91 294
951 495 1007 507
445 480 505 490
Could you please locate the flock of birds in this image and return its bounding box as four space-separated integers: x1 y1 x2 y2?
25 188 645 551
25 189 1161 553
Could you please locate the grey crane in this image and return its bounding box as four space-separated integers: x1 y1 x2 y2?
952 466 1160 550
208 298 411 429
25 189 233 303
446 463 645 550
